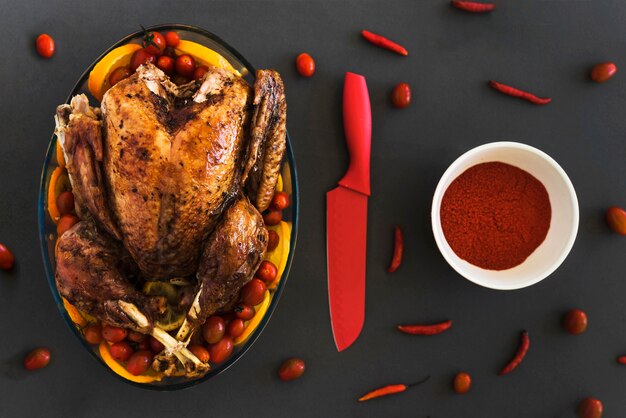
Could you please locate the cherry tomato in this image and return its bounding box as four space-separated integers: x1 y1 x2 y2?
108 66 132 87
563 309 588 335
207 336 233 364
234 304 255 321
270 191 290 211
256 260 278 283
453 372 472 394
126 350 153 376
193 65 209 81
267 230 280 252
143 31 166 56
0 243 15 270
591 62 617 83
278 358 306 381
162 46 178 59
295 53 315 77
127 331 146 343
156 55 175 77
391 83 411 108
202 316 226 344
172 74 191 86
189 344 210 363
101 324 128 343
109 341 134 362
137 338 151 351
227 318 245 338
263 210 282 226
130 49 156 72
164 31 180 48
606 206 626 235
56 191 75 215
24 347 51 371
57 214 80 237
83 324 102 345
240 279 266 306
577 397 603 418
149 336 165 353
36 34 55 59
175 54 196 78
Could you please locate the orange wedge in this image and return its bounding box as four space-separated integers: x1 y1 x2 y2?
99 341 163 384
88 44 142 102
56 140 65 168
175 40 237 74
266 221 291 290
62 297 87 327
276 174 283 192
47 167 71 223
234 290 271 346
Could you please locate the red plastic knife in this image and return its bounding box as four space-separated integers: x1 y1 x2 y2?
327 72 371 352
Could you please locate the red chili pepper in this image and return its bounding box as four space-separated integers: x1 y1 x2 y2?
488 80 552 105
499 330 530 376
451 1 495 13
361 30 408 56
358 375 430 402
387 226 404 273
397 320 453 336
617 356 626 365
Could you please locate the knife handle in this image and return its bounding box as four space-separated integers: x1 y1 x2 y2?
339 72 371 196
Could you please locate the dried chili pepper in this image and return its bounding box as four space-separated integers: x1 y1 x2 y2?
488 80 552 105
358 375 430 402
617 356 626 365
360 30 408 56
451 1 495 13
499 330 530 376
387 226 404 273
397 320 453 336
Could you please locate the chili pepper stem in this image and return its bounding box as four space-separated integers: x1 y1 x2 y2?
406 375 431 388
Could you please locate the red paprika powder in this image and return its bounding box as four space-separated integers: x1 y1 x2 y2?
440 161 551 270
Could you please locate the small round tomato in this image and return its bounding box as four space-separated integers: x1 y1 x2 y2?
175 54 196 78
57 214 79 237
234 304 255 321
278 358 305 381
0 243 15 270
127 331 146 343
130 49 156 72
189 344 210 363
607 206 626 235
267 230 280 252
101 324 128 343
453 372 472 394
137 339 151 351
143 31 166 56
271 191 290 211
162 46 178 59
591 62 617 83
109 341 134 362
202 316 226 344
108 66 132 87
263 210 282 226
193 65 209 81
149 336 165 353
391 83 411 108
256 260 278 284
24 347 51 371
227 318 245 338
295 53 315 77
165 31 180 48
563 309 588 335
56 191 75 215
156 55 175 77
240 279 266 306
207 336 233 364
83 324 102 345
172 74 191 86
126 350 153 375
36 34 55 59
577 397 603 418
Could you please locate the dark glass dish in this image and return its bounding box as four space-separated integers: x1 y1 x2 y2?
37 24 298 390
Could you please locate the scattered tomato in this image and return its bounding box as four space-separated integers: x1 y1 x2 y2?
108 66 132 87
156 55 175 76
164 31 180 48
271 191 290 211
57 214 79 237
591 62 617 83
606 206 626 235
36 34 55 59
127 331 146 343
234 304 255 321
175 54 196 78
453 372 472 394
56 191 75 216
24 347 51 371
83 324 103 345
577 397 603 418
189 344 210 363
391 82 411 108
0 243 15 270
263 210 282 226
172 74 191 85
109 341 134 362
617 355 626 365
126 350 153 375
130 49 156 72
240 279 266 306
193 65 209 81
563 309 588 335
278 358 306 381
256 260 278 284
227 318 245 338
207 336 233 364
149 336 165 353
295 53 315 77
101 324 128 343
203 316 226 344
143 31 166 56
267 230 280 252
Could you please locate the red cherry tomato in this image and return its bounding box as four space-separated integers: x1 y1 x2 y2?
270 192 290 211
563 309 588 335
149 336 165 353
57 214 80 237
256 260 278 284
263 210 282 226
24 347 51 371
137 339 151 351
56 191 75 215
0 243 15 270
202 316 226 344
126 350 153 375
156 55 175 77
577 397 603 418
193 65 209 81
83 324 102 345
164 31 180 48
607 206 626 235
162 46 178 59
240 279 266 306
109 341 134 362
101 324 128 343
207 337 233 364
143 32 166 56
130 49 156 72
175 54 196 78
453 372 472 394
267 230 280 252
234 304 255 321
295 53 315 77
108 66 132 87
36 34 55 59
590 62 617 83
189 344 210 363
227 318 245 338
391 83 411 108
127 331 146 343
278 358 306 381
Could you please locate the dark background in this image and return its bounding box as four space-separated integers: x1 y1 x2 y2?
1 0 625 416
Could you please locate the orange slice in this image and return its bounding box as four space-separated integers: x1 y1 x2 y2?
56 140 65 168
175 40 238 74
47 167 71 223
234 290 271 346
276 174 283 192
88 44 142 102
62 297 87 327
99 341 163 384
266 221 291 290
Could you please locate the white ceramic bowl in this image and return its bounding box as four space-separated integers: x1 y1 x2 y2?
431 142 579 290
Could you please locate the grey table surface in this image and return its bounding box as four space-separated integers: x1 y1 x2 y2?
1 0 626 416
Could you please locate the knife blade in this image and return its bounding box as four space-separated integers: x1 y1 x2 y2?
327 72 372 352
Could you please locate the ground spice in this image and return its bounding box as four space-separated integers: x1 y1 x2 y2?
440 161 551 270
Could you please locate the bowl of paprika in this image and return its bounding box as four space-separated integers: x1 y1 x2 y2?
431 142 579 290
